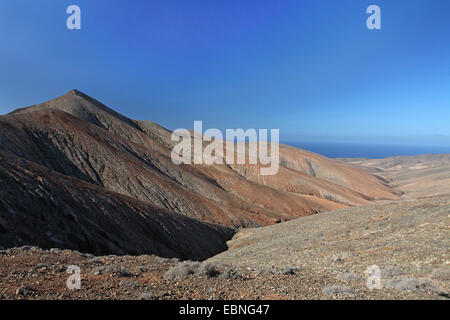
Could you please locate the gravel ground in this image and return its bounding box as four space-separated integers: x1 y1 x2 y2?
207 196 450 298
0 245 447 300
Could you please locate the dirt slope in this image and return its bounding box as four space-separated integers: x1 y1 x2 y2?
208 196 450 281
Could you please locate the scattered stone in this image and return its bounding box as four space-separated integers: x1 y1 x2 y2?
156 257 172 264
36 263 48 269
16 286 28 296
87 257 104 265
322 285 354 296
257 269 275 275
139 292 157 300
0 246 446 300
384 278 438 293
336 272 362 282
91 265 134 277
121 281 140 290
138 266 149 273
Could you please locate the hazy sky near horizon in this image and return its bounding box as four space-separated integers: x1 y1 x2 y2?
1 0 449 146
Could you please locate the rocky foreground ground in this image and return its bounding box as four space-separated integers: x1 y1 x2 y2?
1 196 449 300
0 246 448 300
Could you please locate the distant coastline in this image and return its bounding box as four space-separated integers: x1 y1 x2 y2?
286 142 450 159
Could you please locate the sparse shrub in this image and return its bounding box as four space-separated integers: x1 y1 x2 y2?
322 285 354 296
281 267 302 275
163 261 201 280
430 268 450 281
336 272 362 282
87 257 104 265
198 262 220 278
257 269 275 275
383 278 437 293
156 257 171 264
163 261 221 279
139 292 158 300
91 265 134 277
156 256 180 264
219 269 241 280
381 266 404 277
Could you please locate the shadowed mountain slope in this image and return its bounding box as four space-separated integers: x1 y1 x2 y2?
0 150 233 260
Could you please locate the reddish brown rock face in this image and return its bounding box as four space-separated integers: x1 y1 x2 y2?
0 150 234 260
0 90 400 257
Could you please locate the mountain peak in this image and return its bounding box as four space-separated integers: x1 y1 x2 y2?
67 89 82 96
7 89 139 131
65 89 95 101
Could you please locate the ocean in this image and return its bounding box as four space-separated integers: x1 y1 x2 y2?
287 142 450 159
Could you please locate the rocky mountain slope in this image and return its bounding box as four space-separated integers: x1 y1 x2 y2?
0 150 233 260
0 90 448 300
208 196 450 282
0 90 399 257
2 91 398 219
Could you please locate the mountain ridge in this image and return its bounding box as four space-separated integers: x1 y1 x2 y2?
0 90 401 257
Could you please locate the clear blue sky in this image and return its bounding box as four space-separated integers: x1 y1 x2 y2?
1 0 449 146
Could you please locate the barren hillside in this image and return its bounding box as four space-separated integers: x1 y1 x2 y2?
0 150 233 260
0 90 399 231
340 155 450 199
208 196 449 292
